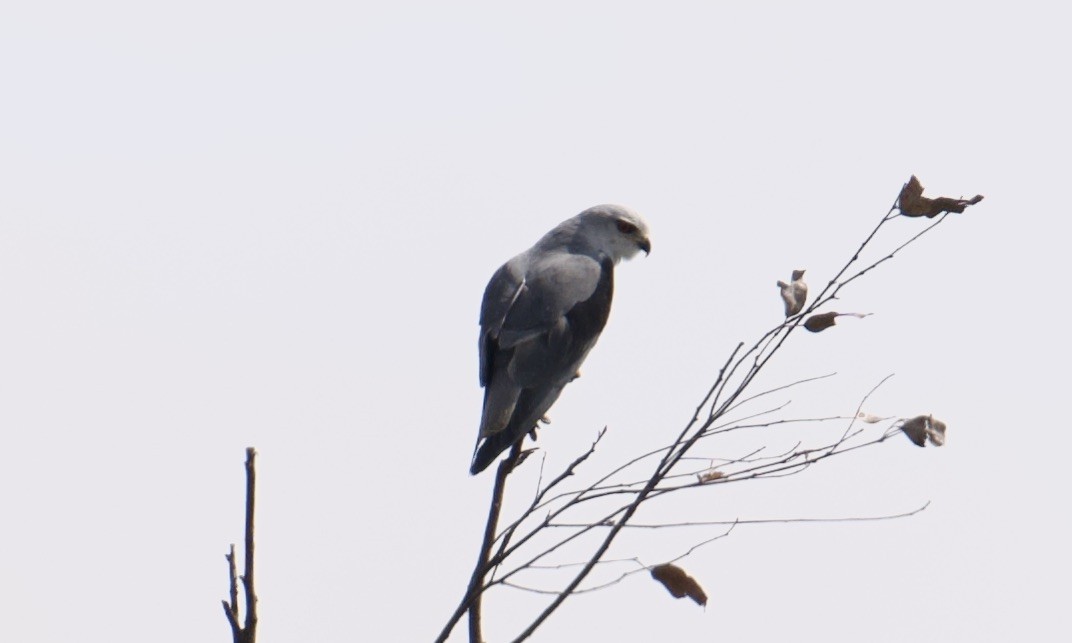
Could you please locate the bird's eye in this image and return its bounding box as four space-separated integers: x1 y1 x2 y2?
616 221 638 234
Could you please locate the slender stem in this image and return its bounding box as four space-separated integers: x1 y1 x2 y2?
221 447 259 643
435 441 522 643
242 448 258 640
509 467 663 642
222 546 241 641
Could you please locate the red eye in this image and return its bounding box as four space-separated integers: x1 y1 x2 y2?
616 221 637 234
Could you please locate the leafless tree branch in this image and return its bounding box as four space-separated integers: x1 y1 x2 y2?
221 447 258 643
436 178 980 642
547 502 931 530
434 441 522 643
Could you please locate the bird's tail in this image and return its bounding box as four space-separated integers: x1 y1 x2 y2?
471 386 562 475
470 430 522 475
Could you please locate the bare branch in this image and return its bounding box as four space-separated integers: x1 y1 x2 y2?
549 503 931 529
722 372 837 415
222 545 241 641
221 447 258 643
434 441 522 643
242 448 258 638
438 178 977 641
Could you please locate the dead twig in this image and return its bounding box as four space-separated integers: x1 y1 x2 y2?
221 447 258 643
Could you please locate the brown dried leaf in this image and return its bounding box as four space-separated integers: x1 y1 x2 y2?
777 269 808 317
898 175 984 218
900 415 929 446
899 414 948 447
697 469 726 483
927 417 947 446
803 311 871 333
804 311 839 332
650 564 708 607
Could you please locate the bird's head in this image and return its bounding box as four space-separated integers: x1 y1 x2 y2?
577 204 651 263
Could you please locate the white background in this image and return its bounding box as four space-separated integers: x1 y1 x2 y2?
1 2 1067 641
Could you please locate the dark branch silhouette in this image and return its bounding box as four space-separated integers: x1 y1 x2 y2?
222 447 258 643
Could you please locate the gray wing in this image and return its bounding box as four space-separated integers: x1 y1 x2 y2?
472 251 612 473
478 251 602 390
478 258 527 388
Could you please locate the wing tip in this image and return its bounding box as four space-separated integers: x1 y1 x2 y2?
469 449 493 475
469 431 514 475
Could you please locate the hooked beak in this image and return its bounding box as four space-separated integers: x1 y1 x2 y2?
638 237 651 256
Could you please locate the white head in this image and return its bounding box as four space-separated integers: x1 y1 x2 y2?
570 204 652 263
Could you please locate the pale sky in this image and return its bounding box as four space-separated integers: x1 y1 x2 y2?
1 2 1068 642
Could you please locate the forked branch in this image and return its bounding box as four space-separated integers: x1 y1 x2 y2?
438 177 981 642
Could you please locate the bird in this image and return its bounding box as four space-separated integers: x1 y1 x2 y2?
470 204 651 474
777 269 807 317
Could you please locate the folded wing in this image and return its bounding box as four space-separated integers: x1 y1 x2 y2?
472 251 614 473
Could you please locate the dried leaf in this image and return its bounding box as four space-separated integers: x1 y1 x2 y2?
804 311 838 332
898 175 984 218
857 412 887 424
650 564 708 607
697 469 726 483
900 415 929 446
927 417 947 446
803 311 871 333
777 269 808 317
899 414 948 447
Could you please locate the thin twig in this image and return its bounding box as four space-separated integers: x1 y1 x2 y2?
221 447 258 643
549 502 931 529
435 441 521 643
722 372 836 415
222 546 241 640
242 448 257 638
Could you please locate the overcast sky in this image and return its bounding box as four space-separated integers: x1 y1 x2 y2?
1 2 1068 642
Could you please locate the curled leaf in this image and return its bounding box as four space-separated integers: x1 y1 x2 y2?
900 416 928 446
927 417 947 446
898 175 984 218
899 414 947 447
777 269 808 317
803 311 871 333
650 563 708 607
804 312 839 332
697 469 726 483
857 412 888 424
